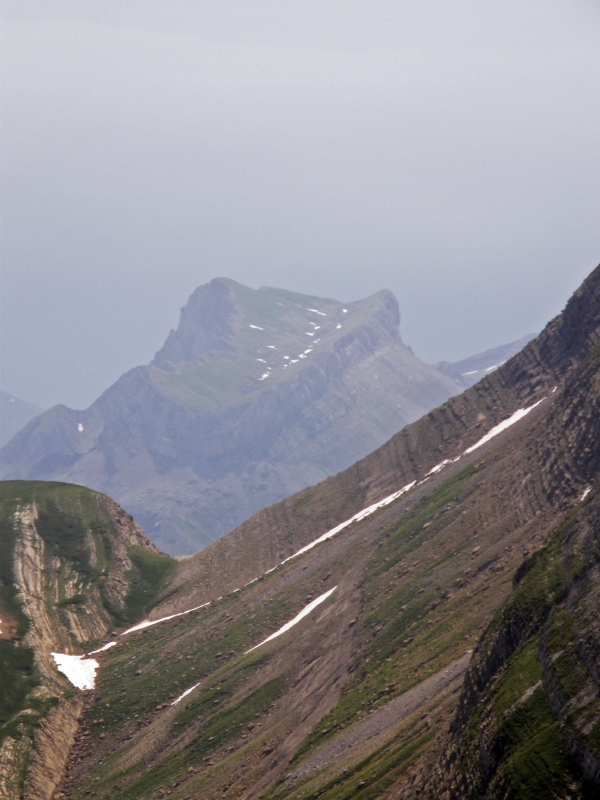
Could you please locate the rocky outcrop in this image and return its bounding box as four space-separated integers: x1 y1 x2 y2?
0 482 171 800
420 491 600 799
25 696 84 800
95 495 161 610
152 278 237 365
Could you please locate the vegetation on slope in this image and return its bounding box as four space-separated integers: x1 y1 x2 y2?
62 435 559 800
0 480 174 796
431 490 600 799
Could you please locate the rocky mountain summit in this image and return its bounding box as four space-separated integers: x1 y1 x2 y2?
0 265 596 799
0 279 459 554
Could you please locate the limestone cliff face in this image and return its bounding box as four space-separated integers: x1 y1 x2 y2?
0 482 170 800
0 280 459 554
152 278 238 364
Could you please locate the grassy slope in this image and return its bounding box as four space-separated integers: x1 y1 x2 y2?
64 416 568 800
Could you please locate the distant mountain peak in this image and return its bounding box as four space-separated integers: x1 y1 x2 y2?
152 277 402 374
0 390 45 447
152 278 238 366
1 279 456 554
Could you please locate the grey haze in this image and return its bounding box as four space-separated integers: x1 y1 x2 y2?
1 0 599 409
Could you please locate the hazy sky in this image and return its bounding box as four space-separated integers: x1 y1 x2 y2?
1 1 599 410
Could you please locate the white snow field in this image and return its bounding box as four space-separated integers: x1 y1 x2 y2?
88 642 117 655
280 481 417 566
52 653 100 690
426 457 461 477
120 602 211 636
171 682 202 706
464 398 545 454
245 587 337 654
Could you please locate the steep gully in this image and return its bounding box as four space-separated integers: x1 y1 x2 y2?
0 488 160 800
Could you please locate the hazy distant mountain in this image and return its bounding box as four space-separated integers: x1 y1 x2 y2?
0 390 44 447
433 332 537 388
0 279 459 554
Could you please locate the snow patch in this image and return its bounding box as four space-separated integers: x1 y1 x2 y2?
306 332 315 337
52 653 99 690
342 309 348 313
267 345 276 349
426 457 461 477
462 370 479 376
249 324 264 330
257 358 266 363
87 642 117 655
120 603 210 636
245 588 337 653
336 324 342 329
78 423 84 432
464 398 546 455
580 486 592 502
172 682 201 706
281 482 416 565
307 308 327 316
259 373 270 380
